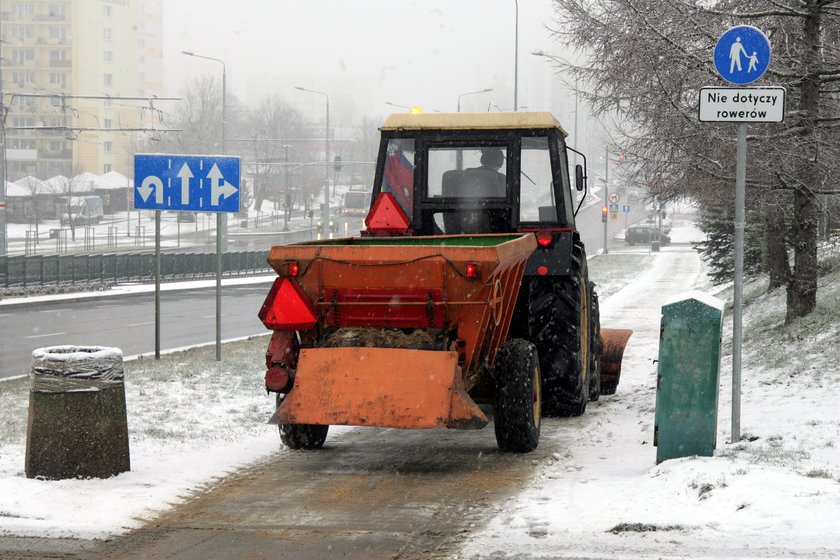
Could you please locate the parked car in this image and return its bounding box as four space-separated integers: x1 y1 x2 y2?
625 225 671 246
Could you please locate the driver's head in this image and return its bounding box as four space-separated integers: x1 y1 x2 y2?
480 148 504 170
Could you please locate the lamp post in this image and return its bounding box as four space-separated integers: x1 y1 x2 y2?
514 0 519 111
182 50 226 361
457 88 493 112
295 86 330 238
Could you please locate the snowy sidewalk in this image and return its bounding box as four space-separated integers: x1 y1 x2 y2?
461 245 840 559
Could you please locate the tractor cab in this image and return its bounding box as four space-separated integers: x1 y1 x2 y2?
365 112 587 237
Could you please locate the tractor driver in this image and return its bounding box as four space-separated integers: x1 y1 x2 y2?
466 148 507 197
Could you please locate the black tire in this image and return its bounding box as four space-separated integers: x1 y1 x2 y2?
588 283 603 402
528 240 590 417
276 393 329 450
492 339 541 453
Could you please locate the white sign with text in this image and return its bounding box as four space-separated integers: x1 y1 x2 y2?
698 87 785 123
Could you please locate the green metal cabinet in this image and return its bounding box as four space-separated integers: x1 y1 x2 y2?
654 292 724 464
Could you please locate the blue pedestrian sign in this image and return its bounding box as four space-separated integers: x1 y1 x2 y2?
622 205 631 213
134 154 241 213
714 26 771 85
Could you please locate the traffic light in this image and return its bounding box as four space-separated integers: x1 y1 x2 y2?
601 206 608 223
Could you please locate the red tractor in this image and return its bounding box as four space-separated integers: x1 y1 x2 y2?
259 112 631 452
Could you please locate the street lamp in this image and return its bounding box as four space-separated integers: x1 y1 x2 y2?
457 88 493 112
295 86 330 238
182 50 226 362
514 0 519 111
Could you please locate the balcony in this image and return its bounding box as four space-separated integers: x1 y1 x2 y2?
49 59 72 68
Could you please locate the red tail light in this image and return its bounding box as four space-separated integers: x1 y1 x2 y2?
465 263 479 279
288 262 299 277
535 231 554 248
364 192 411 234
258 277 318 331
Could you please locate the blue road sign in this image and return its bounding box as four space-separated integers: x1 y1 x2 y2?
134 154 241 213
714 26 771 85
623 205 631 213
609 203 619 212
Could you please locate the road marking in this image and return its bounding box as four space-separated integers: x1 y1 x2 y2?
25 332 67 339
48 308 73 313
127 321 154 327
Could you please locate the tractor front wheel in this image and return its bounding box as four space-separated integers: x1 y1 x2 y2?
492 339 541 453
276 393 329 450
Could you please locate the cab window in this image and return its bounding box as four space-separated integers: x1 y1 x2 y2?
519 136 556 223
379 138 415 217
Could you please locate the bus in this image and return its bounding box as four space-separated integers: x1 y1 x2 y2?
341 189 372 216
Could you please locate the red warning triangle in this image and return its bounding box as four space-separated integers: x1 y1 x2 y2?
364 192 411 233
259 277 317 330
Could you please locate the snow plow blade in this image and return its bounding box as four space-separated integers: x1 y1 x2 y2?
276 347 489 430
600 328 633 395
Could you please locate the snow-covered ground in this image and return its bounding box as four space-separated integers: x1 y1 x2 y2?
1 218 839 558
460 224 840 559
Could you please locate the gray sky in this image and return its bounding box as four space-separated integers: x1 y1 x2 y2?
163 0 569 125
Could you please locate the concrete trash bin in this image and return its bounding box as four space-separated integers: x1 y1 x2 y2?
25 346 130 479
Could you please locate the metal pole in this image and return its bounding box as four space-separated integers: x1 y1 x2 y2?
324 95 330 239
217 60 226 362
603 145 609 255
514 0 519 112
0 7 8 258
182 50 226 362
732 122 747 444
155 211 161 360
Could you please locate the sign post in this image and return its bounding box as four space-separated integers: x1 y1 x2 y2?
703 25 781 444
134 154 241 361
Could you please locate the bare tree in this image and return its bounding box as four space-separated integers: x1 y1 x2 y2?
242 94 308 212
549 0 840 320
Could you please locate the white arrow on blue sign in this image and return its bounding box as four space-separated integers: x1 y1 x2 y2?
133 154 241 213
713 26 771 85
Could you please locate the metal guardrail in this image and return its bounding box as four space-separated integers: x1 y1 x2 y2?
0 250 271 288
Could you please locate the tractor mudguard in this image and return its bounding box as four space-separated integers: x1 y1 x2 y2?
600 328 633 391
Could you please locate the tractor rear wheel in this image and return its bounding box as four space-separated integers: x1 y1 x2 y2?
588 284 603 402
528 240 590 417
276 393 329 450
492 339 541 453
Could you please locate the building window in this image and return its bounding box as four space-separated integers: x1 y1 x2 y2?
103 28 112 40
14 26 35 39
12 71 35 86
103 141 113 153
49 26 65 40
104 73 113 87
104 164 113 173
12 3 36 17
138 38 146 49
104 119 113 129
104 51 113 63
49 72 67 87
49 140 64 152
103 5 112 17
48 3 66 18
12 49 35 64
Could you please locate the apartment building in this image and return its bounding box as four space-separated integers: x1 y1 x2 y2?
1 0 163 182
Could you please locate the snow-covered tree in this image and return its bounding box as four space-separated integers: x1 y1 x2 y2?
549 0 840 320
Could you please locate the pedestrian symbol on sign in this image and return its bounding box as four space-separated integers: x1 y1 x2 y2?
714 26 771 85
